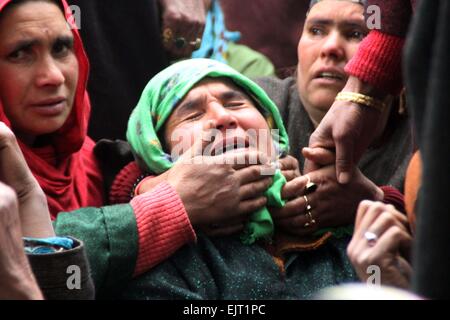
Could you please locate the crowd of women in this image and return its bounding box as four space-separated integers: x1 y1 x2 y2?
0 0 447 300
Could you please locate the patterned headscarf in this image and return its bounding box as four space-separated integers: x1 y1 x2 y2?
127 58 289 244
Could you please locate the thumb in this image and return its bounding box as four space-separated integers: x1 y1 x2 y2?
335 138 354 184
303 157 321 174
302 147 336 167
182 120 216 160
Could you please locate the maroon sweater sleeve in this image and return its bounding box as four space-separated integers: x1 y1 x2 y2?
345 0 414 94
381 186 406 215
109 161 196 276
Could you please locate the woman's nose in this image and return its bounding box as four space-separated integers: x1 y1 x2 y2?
320 30 346 61
34 56 65 87
208 104 237 131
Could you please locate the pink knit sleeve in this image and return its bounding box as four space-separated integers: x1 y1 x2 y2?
130 182 196 276
345 30 405 95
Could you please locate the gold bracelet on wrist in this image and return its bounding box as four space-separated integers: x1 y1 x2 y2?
335 92 387 112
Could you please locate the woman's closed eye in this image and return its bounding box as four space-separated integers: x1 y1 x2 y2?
224 101 246 108
184 111 205 121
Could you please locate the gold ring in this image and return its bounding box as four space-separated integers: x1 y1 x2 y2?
162 28 174 45
303 195 309 210
303 195 316 227
189 38 202 50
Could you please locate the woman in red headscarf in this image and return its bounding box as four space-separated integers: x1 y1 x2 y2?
0 0 103 218
0 0 277 296
0 0 195 294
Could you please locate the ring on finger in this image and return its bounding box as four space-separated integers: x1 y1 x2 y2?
364 231 378 246
189 38 202 50
305 174 318 194
303 195 316 227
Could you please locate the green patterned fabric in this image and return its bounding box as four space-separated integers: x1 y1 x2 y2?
127 58 290 244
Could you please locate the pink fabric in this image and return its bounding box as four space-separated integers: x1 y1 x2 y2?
131 182 196 276
345 30 405 94
109 161 142 204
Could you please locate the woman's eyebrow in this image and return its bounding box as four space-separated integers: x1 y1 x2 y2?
306 18 365 28
8 38 39 52
306 18 333 26
175 96 203 115
54 35 74 46
7 34 74 52
219 90 249 101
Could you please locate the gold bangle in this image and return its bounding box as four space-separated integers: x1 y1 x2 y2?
335 92 386 112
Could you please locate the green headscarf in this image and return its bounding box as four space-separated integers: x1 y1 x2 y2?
127 58 289 244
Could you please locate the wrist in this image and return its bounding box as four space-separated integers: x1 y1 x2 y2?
136 171 169 196
343 76 388 101
20 191 54 238
369 185 385 203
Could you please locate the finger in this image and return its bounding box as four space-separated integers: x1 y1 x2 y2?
278 156 299 172
234 165 272 185
354 200 375 229
239 177 273 201
182 120 216 160
281 169 299 182
275 215 317 237
238 196 267 215
370 226 413 263
365 210 410 242
270 196 306 219
335 135 355 184
355 201 386 234
303 158 321 174
0 122 36 189
302 147 336 166
278 156 300 181
280 176 308 200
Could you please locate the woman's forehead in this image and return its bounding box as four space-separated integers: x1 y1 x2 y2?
0 1 68 37
183 77 252 101
306 0 364 24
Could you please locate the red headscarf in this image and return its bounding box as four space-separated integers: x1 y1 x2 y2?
0 0 104 218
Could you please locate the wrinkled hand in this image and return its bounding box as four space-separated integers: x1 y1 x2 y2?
0 182 43 299
271 164 383 237
305 76 386 184
159 0 206 59
306 99 381 184
347 201 412 289
0 122 54 238
149 121 273 237
278 155 300 182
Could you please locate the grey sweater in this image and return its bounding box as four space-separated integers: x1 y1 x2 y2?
255 76 413 190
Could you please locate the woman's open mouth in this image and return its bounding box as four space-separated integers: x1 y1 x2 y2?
210 137 250 156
